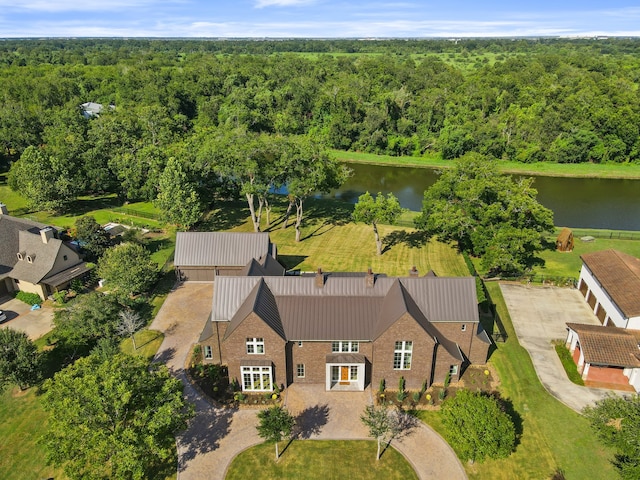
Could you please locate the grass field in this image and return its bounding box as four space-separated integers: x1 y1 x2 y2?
332 150 640 179
225 440 418 480
415 283 616 480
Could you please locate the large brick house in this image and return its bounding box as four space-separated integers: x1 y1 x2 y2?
566 250 640 391
199 267 491 393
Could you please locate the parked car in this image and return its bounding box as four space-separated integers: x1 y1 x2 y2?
0 310 6 323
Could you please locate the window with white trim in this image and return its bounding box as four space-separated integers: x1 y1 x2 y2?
393 341 412 370
203 345 213 360
246 337 264 354
331 341 359 353
297 364 305 378
241 366 272 391
350 366 358 380
449 364 459 375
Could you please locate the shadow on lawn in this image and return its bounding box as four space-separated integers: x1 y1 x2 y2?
382 230 428 254
277 255 308 271
199 200 250 231
178 406 235 471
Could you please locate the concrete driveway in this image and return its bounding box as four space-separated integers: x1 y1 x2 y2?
500 283 621 412
0 296 54 340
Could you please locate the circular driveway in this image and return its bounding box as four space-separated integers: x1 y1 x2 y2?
500 283 622 412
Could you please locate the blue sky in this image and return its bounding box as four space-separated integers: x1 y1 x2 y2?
1 1 640 38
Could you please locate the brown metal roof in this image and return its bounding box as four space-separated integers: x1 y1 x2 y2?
174 232 271 267
567 322 640 368
326 353 366 364
581 250 640 318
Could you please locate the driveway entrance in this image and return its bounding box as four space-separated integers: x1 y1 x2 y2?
500 283 622 412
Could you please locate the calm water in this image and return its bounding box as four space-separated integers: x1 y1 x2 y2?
322 163 640 231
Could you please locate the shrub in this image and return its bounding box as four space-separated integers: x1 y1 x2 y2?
15 291 42 305
379 378 385 393
412 391 421 403
397 390 408 402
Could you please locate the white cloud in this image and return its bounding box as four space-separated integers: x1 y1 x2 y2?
0 0 162 12
254 0 316 8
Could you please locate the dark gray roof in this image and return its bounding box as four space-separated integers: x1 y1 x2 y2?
0 215 47 277
174 232 271 267
41 262 91 287
212 274 478 348
326 353 366 364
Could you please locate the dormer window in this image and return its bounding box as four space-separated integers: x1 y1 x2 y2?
26 254 35 263
16 252 25 261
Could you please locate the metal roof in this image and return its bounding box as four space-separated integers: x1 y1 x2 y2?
174 232 271 267
581 250 640 319
211 274 478 348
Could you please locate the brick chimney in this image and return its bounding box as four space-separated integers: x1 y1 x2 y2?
315 267 325 288
365 267 375 288
409 265 419 277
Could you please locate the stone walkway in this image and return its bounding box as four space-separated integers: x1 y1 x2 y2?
152 282 466 480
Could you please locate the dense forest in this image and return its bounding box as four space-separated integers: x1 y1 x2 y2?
1 38 640 207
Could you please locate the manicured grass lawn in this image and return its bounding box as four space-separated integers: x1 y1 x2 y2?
333 150 640 179
225 440 418 480
554 343 585 386
0 388 63 480
120 329 165 360
535 231 640 279
214 197 468 277
415 283 616 480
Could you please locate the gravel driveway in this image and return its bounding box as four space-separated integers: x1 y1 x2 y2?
500 283 621 412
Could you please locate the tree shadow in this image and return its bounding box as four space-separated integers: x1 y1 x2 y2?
293 404 330 439
490 391 524 449
177 406 235 471
198 200 250 231
379 408 419 458
153 346 176 366
303 197 354 226
65 195 121 215
301 222 336 241
381 230 428 253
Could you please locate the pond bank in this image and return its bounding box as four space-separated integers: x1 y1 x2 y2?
333 150 640 180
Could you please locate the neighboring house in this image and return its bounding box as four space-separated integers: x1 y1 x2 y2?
80 102 103 119
174 232 280 281
565 250 640 392
0 205 90 300
199 267 491 393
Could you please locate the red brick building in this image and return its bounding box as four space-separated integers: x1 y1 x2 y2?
199 268 491 393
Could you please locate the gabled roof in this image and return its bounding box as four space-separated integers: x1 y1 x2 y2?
239 254 285 277
174 232 271 267
0 215 47 277
224 279 286 341
567 322 640 368
581 250 640 319
9 230 64 284
212 274 478 348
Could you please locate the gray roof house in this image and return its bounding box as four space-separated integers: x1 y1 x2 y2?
0 205 89 300
174 232 282 281
200 267 491 392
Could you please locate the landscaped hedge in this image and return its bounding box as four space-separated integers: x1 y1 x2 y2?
15 291 42 306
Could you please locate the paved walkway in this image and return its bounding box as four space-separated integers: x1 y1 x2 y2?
500 283 623 412
152 282 466 480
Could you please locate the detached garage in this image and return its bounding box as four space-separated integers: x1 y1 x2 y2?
174 232 279 282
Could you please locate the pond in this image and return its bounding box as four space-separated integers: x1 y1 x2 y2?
323 163 640 231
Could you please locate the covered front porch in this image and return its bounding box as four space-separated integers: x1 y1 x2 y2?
325 353 367 391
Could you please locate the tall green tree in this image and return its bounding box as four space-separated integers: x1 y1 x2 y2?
42 353 193 480
353 191 404 255
415 153 554 275
256 405 296 461
98 243 158 297
74 215 112 261
0 328 41 391
154 156 204 229
440 390 516 463
584 394 640 479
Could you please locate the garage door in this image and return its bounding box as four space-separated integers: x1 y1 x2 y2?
177 268 215 282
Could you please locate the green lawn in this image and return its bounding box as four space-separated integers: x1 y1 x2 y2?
120 329 165 360
333 150 640 179
416 283 616 480
225 440 418 480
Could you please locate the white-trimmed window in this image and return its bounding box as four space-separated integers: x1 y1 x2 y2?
449 364 459 375
246 337 264 354
331 341 359 353
393 341 412 370
350 366 358 380
297 364 305 378
242 366 272 391
203 345 213 360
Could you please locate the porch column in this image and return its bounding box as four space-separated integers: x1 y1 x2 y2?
581 362 590 380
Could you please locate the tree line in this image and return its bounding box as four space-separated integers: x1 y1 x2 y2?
2 39 640 185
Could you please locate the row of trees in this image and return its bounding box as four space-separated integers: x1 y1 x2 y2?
3 39 640 178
